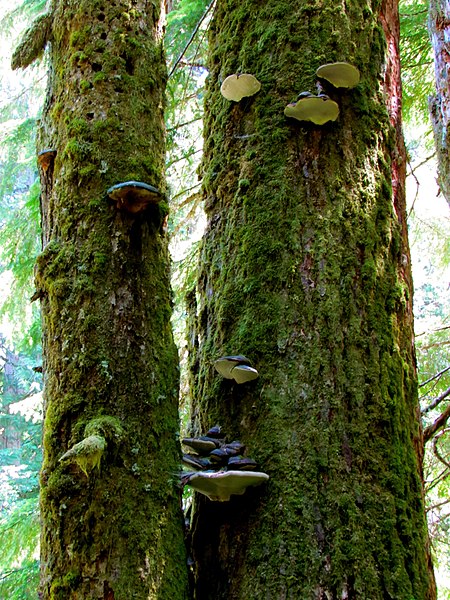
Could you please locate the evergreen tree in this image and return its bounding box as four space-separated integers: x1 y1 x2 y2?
429 0 450 206
12 0 190 597
186 0 437 597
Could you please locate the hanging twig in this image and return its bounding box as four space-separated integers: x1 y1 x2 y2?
168 0 216 80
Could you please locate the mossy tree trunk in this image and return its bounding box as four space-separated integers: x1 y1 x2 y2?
187 0 437 598
429 0 450 207
29 1 189 597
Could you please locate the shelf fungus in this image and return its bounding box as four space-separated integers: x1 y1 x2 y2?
107 180 162 214
220 73 261 102
182 436 221 454
316 62 360 89
214 355 259 383
37 148 57 172
284 94 339 125
185 470 269 502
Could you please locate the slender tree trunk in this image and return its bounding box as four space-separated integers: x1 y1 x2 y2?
188 0 436 598
32 1 189 597
429 0 450 206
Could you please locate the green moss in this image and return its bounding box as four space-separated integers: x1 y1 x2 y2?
93 71 106 84
79 79 92 92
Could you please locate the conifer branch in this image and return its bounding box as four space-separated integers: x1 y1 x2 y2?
11 12 53 70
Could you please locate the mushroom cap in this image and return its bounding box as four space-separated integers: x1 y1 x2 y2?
214 355 252 379
284 96 339 125
206 425 224 439
231 364 259 384
316 62 360 88
228 456 258 470
182 454 212 470
220 74 261 102
186 470 269 501
37 148 57 171
182 437 219 454
107 181 162 213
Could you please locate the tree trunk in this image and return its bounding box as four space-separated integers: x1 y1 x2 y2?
429 0 450 206
187 0 436 598
34 1 189 597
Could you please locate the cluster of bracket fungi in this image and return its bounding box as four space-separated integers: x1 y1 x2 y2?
36 64 359 215
220 61 360 125
181 355 269 502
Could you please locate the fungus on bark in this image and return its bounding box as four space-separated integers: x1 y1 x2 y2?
37 148 57 172
214 355 258 383
185 470 269 502
231 364 259 383
220 74 261 102
182 437 220 454
107 180 162 213
284 94 339 125
316 62 360 88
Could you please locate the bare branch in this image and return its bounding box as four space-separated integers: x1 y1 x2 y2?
419 365 450 388
168 0 216 79
422 385 450 414
424 404 450 443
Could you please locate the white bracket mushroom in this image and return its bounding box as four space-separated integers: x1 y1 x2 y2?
220 74 261 102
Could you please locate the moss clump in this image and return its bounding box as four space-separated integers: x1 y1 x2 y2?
59 434 106 477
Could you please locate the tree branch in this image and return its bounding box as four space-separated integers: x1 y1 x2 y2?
421 384 450 414
168 0 216 79
424 405 450 443
419 364 450 388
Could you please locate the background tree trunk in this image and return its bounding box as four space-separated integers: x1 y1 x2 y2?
36 1 189 597
429 0 450 206
188 0 436 598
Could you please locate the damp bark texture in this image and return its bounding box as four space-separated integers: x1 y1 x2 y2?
429 0 450 206
18 0 189 597
187 0 437 598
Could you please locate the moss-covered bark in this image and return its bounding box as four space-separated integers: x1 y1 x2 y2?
429 0 450 207
188 0 436 598
24 0 189 597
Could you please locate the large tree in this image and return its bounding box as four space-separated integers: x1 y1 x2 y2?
187 0 437 598
429 0 450 207
12 0 190 597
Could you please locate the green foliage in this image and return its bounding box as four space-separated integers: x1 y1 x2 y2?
0 498 39 600
400 0 435 126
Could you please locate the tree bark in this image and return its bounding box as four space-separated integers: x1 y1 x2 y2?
429 0 450 206
34 1 189 597
188 0 436 598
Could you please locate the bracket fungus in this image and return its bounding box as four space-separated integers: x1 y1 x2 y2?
37 148 57 172
185 470 269 502
231 364 259 384
214 355 259 383
316 62 360 89
107 180 162 214
182 437 220 454
284 94 339 125
220 73 261 102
